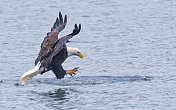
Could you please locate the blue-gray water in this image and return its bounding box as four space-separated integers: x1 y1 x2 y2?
1 0 176 109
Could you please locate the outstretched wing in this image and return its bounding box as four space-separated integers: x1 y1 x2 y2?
40 24 81 69
35 12 67 65
51 24 81 60
51 24 81 78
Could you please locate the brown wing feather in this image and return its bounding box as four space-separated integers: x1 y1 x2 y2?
40 24 81 69
50 24 81 61
35 12 67 65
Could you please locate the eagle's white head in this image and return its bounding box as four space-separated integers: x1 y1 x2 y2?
67 47 83 59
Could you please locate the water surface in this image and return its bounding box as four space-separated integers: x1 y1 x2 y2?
1 0 176 109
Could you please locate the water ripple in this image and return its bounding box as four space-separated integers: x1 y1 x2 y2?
33 76 153 86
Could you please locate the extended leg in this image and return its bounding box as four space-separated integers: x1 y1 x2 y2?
67 67 79 76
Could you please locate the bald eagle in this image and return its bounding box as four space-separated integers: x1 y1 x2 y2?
20 12 83 85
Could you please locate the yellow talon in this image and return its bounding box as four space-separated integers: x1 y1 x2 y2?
67 67 78 76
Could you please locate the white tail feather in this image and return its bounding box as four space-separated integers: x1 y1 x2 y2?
20 63 43 85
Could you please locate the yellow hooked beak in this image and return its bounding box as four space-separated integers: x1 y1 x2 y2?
78 53 83 59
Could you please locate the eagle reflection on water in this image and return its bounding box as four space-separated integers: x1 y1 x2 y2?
44 89 67 101
33 88 70 103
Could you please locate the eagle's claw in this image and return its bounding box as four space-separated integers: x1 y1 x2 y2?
67 67 79 76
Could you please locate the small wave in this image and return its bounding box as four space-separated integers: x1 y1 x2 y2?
0 76 154 87
33 75 153 86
